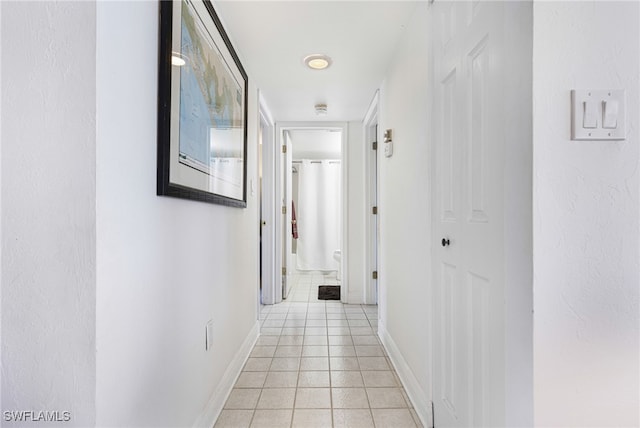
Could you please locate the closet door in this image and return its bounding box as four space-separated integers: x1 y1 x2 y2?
431 1 506 426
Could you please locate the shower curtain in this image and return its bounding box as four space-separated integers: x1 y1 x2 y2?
296 160 341 271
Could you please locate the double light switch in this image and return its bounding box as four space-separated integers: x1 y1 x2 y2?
572 89 625 140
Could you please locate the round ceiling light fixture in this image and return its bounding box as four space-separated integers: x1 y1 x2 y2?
304 54 332 70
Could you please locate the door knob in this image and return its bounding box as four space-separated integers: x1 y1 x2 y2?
441 238 450 247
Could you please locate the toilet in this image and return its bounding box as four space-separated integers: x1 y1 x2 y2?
333 250 341 281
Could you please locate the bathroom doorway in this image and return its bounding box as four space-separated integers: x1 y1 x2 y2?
275 123 348 302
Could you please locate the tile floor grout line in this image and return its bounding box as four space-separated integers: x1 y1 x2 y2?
217 273 420 427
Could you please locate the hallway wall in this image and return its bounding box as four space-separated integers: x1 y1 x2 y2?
346 122 367 304
1 2 97 426
533 2 640 426
377 2 431 423
96 2 260 427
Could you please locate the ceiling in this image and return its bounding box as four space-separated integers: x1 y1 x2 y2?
213 1 420 122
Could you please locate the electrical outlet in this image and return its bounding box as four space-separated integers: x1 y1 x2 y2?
205 320 214 351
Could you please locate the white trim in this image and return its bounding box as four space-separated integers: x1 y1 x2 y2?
378 322 432 428
341 123 349 302
283 130 292 299
0 0 3 410
273 124 285 303
192 321 260 428
258 92 274 128
363 92 379 305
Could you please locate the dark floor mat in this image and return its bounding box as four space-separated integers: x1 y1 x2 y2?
318 285 341 300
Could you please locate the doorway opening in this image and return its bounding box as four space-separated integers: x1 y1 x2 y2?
275 123 348 304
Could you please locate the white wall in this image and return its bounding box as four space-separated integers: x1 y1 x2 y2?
289 129 341 160
346 121 367 304
96 2 260 427
503 2 534 424
533 2 639 426
1 2 97 426
377 1 431 421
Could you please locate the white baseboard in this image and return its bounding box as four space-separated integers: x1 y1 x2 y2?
193 321 260 428
378 322 432 428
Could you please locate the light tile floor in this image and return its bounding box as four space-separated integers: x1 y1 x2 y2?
214 273 423 428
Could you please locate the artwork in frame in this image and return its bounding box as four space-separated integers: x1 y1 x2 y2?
157 0 248 207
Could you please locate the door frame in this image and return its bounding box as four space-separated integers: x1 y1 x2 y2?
281 130 292 299
275 121 349 301
364 92 379 305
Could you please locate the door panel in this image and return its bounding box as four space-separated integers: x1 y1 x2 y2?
441 68 458 222
468 36 490 223
439 261 463 421
432 2 505 427
468 271 489 427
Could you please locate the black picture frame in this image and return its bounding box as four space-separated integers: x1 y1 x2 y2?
157 0 248 208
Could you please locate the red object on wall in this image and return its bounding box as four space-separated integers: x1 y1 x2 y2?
292 201 299 239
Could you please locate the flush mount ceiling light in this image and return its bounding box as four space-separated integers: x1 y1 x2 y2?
304 54 332 70
315 104 328 116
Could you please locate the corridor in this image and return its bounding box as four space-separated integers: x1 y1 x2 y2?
2 1 637 427
214 274 422 427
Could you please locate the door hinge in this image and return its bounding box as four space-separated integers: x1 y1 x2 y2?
282 267 287 276
372 271 378 280
372 141 378 150
282 145 287 154
282 206 287 214
372 206 378 215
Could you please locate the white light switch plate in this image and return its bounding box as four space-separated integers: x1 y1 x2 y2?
571 89 626 140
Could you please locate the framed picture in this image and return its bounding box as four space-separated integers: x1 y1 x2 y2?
157 0 248 207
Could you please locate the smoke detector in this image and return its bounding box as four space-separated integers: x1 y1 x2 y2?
315 104 328 116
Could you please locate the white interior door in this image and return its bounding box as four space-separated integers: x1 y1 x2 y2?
283 131 292 298
259 109 276 305
432 1 506 427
